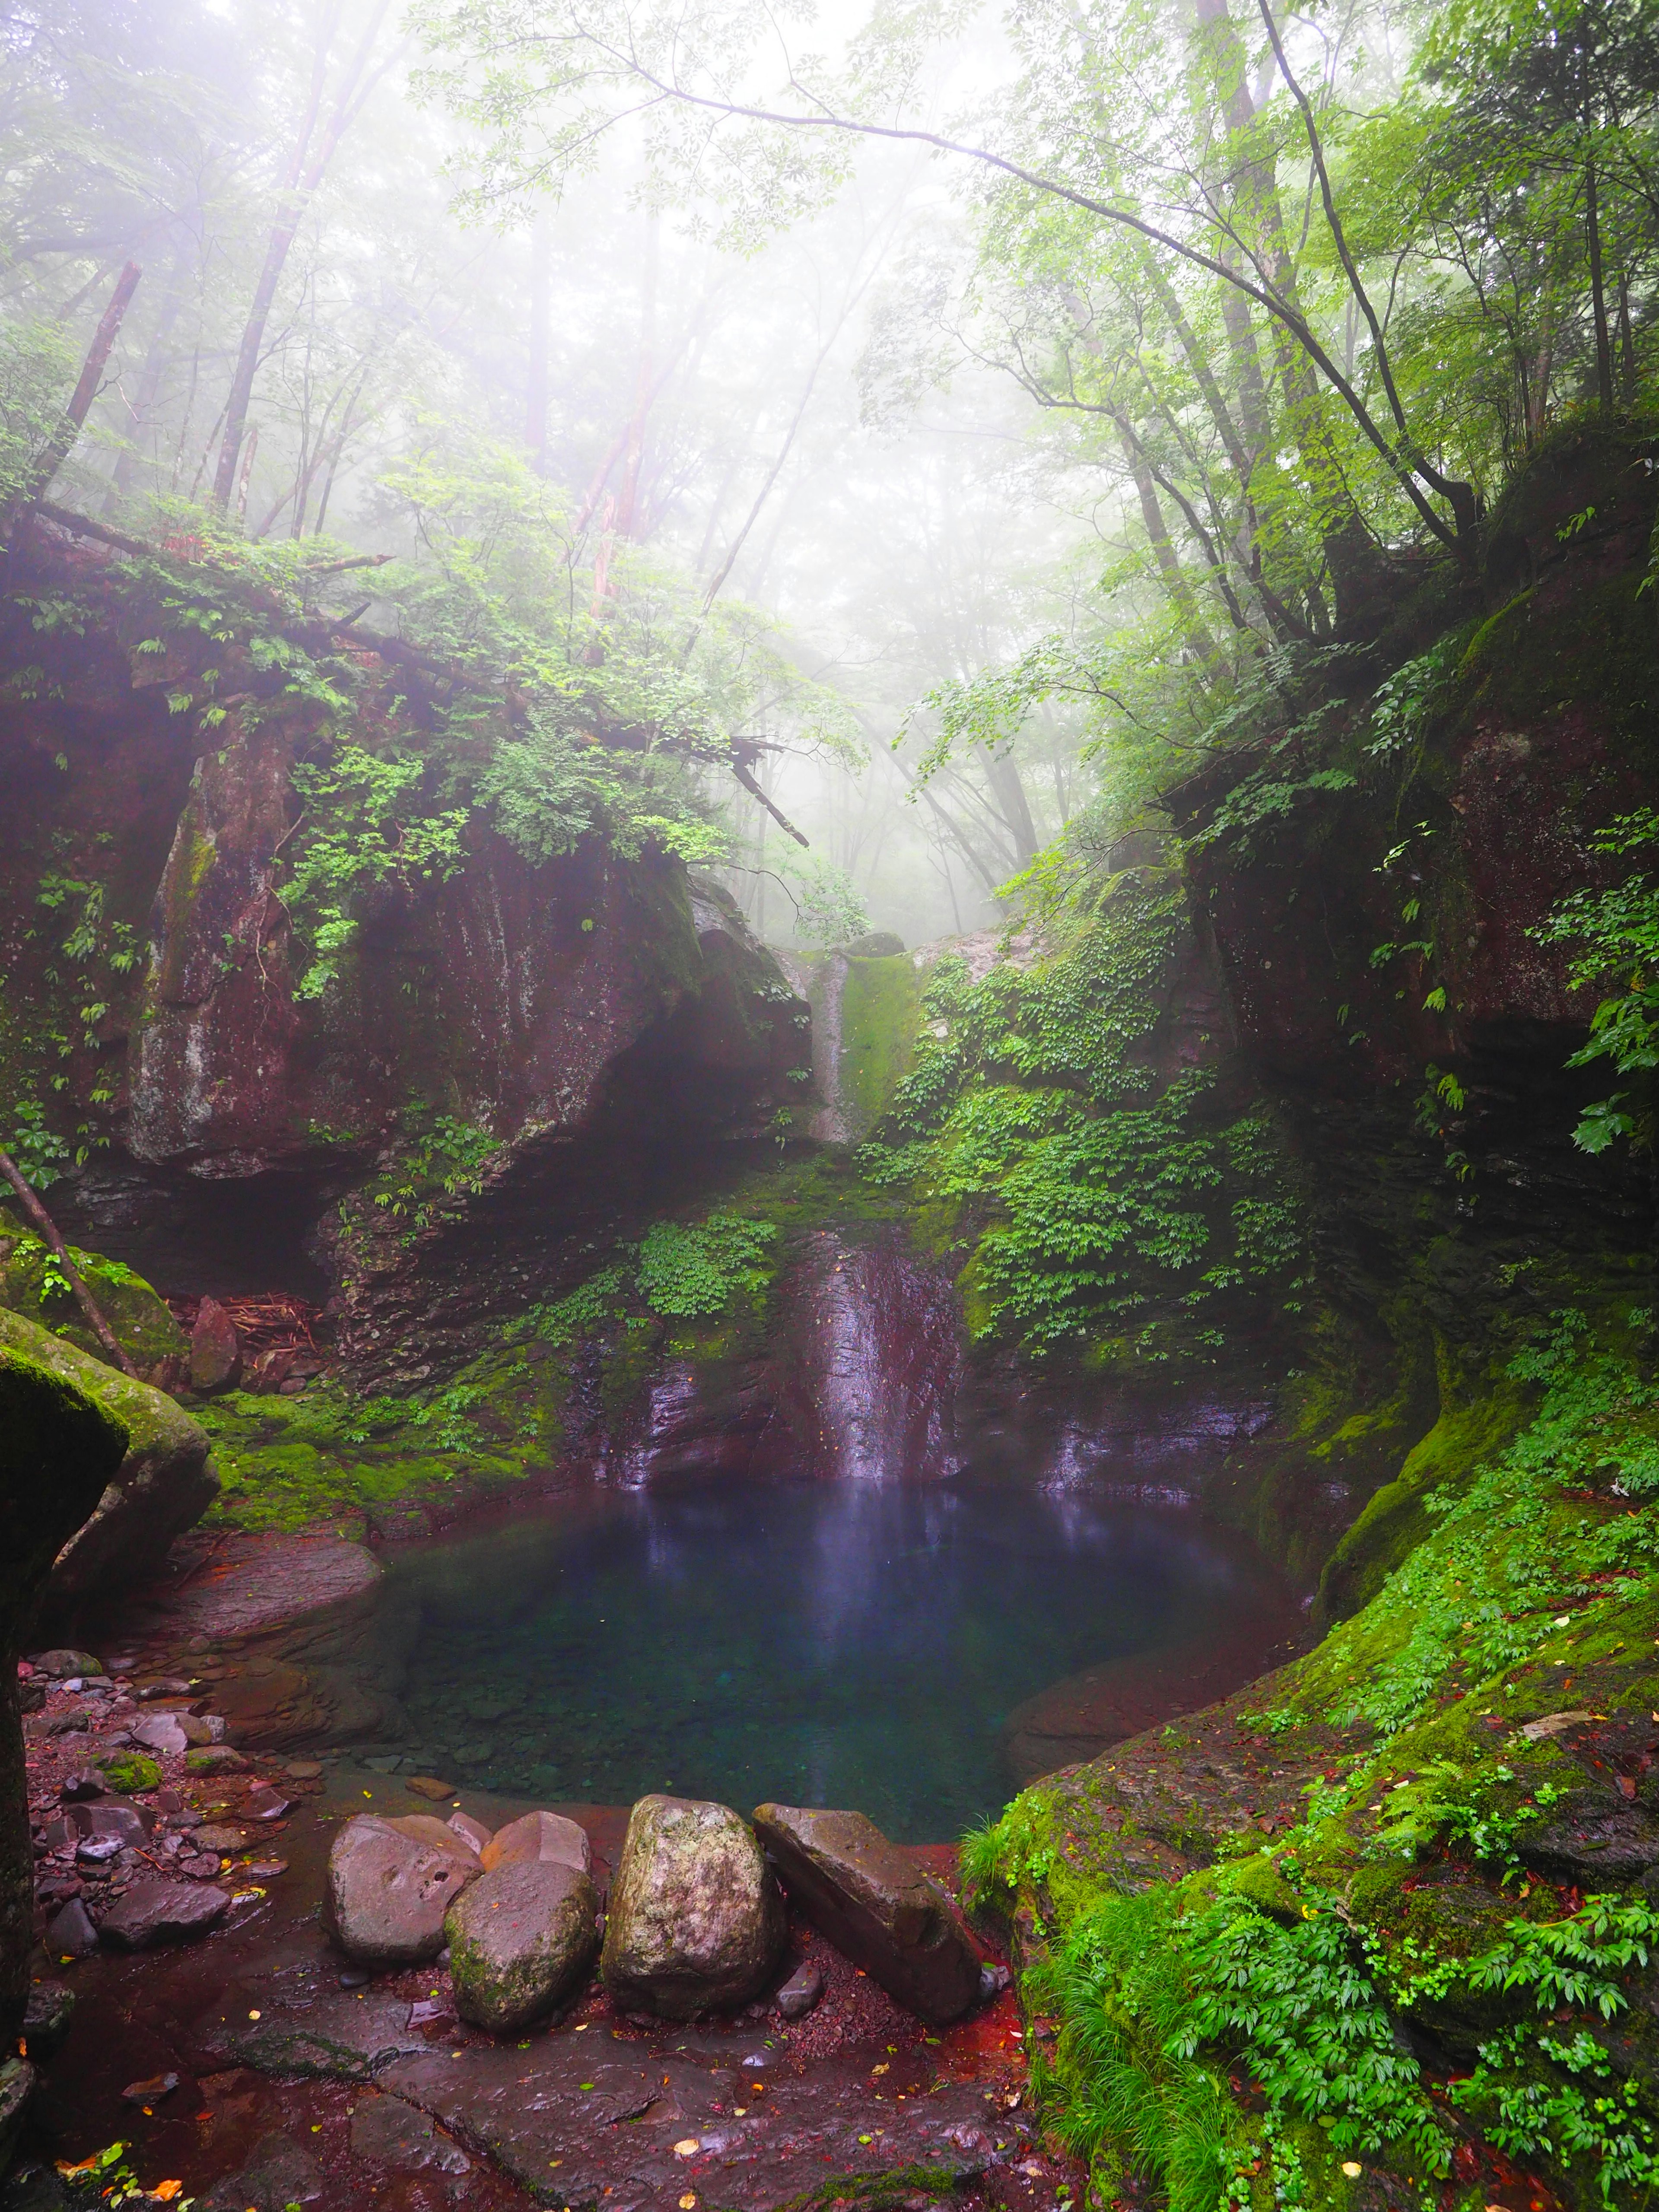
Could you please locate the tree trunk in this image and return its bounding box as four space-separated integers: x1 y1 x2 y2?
1585 148 1615 410
212 0 394 511
527 211 551 469
15 263 142 515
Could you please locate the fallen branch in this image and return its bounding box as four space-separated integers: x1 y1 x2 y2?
0 1149 140 1379
732 759 810 849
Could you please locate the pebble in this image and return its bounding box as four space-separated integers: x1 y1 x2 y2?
338 1965 372 1990
246 1859 288 1880
75 1837 124 1868
246 1790 293 1821
60 1774 104 1803
283 1760 323 1780
121 2072 179 2104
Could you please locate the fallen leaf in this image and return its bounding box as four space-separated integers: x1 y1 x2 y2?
673 2139 700 2158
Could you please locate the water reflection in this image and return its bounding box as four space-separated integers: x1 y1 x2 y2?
385 1473 1294 1840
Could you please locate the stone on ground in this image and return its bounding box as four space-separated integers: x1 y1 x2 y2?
478 1808 589 1876
0 1350 128 2034
99 1879 230 1949
775 1959 824 2019
752 1803 981 2023
324 1816 479 1965
404 1775 454 1802
43 1900 98 1959
448 1811 491 1852
601 1794 783 2019
445 1860 599 2034
189 1298 242 1394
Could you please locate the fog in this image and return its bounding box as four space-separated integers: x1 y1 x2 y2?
8 0 1635 947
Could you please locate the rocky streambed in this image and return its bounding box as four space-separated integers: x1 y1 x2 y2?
7 1612 1085 2212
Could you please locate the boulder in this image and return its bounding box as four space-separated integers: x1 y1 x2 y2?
99 1879 230 1949
478 1810 590 1878
29 1650 103 1679
0 1312 218 1604
600 1795 783 2020
0 1351 127 2032
751 1803 981 2024
448 1811 492 1853
132 1713 189 1757
189 1298 242 1394
324 1816 478 1966
0 2058 33 2177
445 1860 599 2034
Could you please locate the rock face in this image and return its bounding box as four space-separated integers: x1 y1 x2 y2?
0 1311 217 1605
600 1795 784 2019
324 1815 478 1965
751 1805 981 2024
0 1350 127 2032
445 1859 599 2033
478 1809 591 1877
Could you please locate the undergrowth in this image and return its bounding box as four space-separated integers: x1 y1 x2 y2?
853 875 1309 1360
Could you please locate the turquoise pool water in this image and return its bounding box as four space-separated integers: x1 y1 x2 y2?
383 1473 1294 1840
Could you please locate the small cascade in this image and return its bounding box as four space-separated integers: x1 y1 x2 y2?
781 1230 964 1481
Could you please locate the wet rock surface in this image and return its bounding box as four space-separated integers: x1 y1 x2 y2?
324 1818 478 1967
99 1881 231 1951
445 1859 598 2033
12 1731 1052 2212
753 1804 981 2024
601 1795 785 2020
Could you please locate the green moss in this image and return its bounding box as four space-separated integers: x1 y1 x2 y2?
837 953 922 1129
94 1751 161 1792
0 1208 183 1373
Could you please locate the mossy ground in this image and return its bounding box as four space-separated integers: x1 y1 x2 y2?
969 1307 1659 2210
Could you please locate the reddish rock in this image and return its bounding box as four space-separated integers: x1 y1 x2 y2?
189 1299 242 1395
477 1810 589 1877
99 1879 230 1949
751 1805 981 2025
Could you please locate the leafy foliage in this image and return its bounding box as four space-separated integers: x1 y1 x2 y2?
856 878 1307 1357
636 1214 778 1317
1536 807 1659 1151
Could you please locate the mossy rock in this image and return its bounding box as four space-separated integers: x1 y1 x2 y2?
94 1751 161 1793
0 1207 183 1376
0 1309 216 1600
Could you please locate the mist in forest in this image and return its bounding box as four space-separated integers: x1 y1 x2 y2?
5 0 1652 948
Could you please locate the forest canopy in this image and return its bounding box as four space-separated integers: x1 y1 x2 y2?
2 0 1656 942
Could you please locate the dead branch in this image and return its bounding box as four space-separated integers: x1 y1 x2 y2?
0 1148 141 1379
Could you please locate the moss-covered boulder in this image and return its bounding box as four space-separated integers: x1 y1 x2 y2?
0 1350 127 2034
0 1207 184 1382
0 1310 216 1602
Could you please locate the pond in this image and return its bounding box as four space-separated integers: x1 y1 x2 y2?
381 1471 1300 1841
